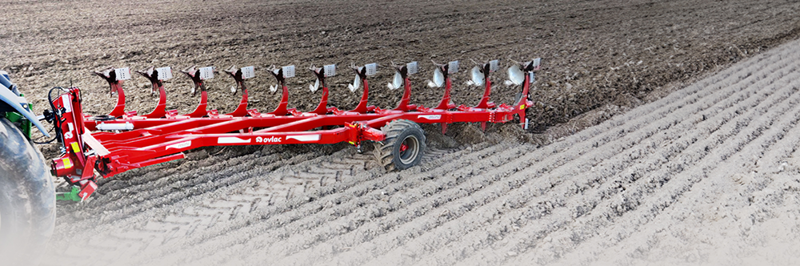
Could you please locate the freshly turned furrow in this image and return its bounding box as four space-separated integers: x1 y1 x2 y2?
268 55 799 266
133 142 513 265
498 74 800 266
532 39 789 159
372 58 800 266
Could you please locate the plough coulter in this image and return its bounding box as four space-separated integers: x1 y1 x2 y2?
44 59 541 201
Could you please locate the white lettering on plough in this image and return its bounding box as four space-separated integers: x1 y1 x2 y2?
255 136 282 143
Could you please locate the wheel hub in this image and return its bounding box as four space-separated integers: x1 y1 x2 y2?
399 136 419 165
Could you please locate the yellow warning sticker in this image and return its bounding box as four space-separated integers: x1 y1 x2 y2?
62 158 72 169
71 142 80 153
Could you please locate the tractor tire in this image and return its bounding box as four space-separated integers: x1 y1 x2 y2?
373 120 426 171
0 118 55 265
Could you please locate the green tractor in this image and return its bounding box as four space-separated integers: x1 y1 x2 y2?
0 70 55 264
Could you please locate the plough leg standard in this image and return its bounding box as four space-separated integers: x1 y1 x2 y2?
45 59 541 201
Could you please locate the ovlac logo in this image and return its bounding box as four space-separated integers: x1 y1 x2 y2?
256 136 282 143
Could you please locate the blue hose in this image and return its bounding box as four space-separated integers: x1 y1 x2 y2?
0 71 12 89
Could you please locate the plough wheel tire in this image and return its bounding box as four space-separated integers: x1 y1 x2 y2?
0 118 55 265
374 120 426 171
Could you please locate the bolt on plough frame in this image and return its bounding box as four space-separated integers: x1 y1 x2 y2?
45 59 541 200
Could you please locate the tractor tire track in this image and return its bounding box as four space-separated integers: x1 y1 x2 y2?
41 142 489 266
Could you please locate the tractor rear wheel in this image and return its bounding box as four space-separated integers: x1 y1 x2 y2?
0 118 55 264
374 120 426 171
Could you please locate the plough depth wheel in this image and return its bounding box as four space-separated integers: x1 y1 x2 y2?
375 119 426 171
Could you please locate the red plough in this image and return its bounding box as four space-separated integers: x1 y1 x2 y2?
46 59 541 200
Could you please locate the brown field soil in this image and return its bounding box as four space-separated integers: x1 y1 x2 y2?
1 0 800 265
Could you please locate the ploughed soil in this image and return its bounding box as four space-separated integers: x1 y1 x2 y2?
1 0 800 265
4 0 800 133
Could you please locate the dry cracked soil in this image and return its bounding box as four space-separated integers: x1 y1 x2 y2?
2 0 800 265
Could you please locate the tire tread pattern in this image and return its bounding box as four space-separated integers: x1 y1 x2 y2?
373 119 426 171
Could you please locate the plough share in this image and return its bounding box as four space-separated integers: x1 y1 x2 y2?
44 59 541 201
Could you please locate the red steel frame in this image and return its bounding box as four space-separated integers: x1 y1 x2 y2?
49 61 539 200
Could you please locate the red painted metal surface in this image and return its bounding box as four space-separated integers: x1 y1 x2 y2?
48 60 540 200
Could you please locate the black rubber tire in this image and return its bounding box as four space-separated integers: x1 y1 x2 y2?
0 118 56 265
373 120 426 171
